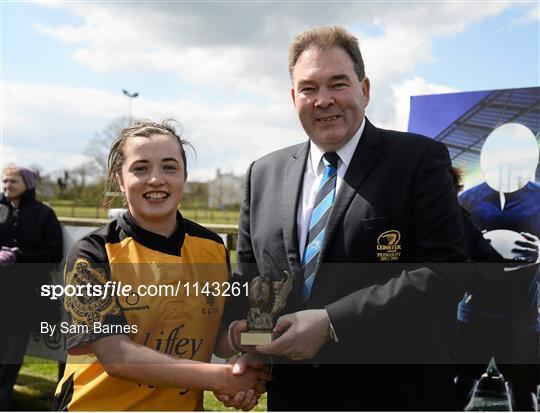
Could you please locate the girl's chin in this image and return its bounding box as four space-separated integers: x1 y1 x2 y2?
132 208 177 221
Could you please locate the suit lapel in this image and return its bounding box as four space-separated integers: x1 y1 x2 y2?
318 119 383 263
282 142 309 288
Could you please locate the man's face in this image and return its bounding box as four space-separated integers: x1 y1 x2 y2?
291 47 370 152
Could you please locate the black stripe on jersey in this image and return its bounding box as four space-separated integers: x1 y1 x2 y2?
118 211 185 256
118 211 226 256
66 218 129 264
52 372 74 411
184 218 229 275
63 221 128 351
184 218 224 246
64 224 114 272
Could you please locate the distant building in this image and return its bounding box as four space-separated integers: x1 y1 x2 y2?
183 181 209 208
207 168 243 209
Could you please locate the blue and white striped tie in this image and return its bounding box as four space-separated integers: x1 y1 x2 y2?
302 151 339 301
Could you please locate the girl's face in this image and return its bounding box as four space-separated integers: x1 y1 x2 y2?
2 172 26 202
117 134 186 233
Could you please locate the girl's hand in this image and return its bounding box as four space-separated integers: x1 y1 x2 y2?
214 354 272 410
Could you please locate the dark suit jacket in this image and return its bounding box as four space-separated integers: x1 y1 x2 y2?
232 119 472 410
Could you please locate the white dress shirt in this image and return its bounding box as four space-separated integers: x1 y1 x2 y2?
297 118 366 259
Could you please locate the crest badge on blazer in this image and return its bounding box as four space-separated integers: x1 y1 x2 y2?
376 230 402 262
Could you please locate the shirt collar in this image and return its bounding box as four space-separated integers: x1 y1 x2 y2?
309 117 366 175
119 210 185 257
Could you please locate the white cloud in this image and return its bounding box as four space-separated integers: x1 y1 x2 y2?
0 143 90 175
3 81 126 149
388 76 459 131
511 3 539 27
5 1 522 177
33 1 513 103
2 80 301 179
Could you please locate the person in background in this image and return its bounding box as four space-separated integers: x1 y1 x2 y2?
0 165 63 410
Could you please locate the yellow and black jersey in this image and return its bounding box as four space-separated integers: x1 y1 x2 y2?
53 211 229 411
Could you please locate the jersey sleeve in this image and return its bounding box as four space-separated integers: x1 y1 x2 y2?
63 230 128 351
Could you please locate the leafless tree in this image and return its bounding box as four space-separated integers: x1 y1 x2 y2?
29 163 44 179
71 161 98 188
84 117 130 177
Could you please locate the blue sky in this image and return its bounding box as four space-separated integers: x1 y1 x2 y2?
414 5 538 91
1 1 538 180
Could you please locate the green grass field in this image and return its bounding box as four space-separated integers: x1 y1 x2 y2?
13 356 266 411
50 203 240 224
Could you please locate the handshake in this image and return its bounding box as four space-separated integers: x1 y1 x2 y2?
214 309 333 410
0 246 19 266
213 352 272 411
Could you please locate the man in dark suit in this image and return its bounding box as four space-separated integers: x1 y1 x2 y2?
221 26 477 411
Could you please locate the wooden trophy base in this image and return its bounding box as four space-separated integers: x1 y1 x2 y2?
240 331 274 345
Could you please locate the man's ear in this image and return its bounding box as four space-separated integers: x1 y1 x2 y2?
362 77 371 107
291 87 296 107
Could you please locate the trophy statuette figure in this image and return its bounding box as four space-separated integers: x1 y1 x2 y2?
240 271 293 345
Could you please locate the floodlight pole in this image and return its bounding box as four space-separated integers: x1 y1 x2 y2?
122 89 139 124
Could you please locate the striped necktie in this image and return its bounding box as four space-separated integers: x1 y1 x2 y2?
302 151 340 301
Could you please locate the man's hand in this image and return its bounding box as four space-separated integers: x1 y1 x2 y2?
213 353 272 411
230 319 258 354
255 309 331 360
0 247 18 266
512 232 540 263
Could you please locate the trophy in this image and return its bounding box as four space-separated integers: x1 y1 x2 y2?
240 271 293 345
